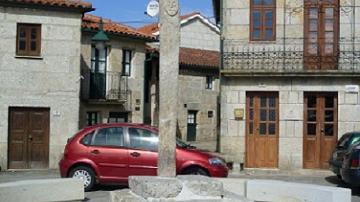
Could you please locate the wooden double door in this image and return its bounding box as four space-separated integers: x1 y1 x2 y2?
304 93 338 169
246 92 279 168
8 107 50 169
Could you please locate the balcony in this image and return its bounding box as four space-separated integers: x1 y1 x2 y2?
222 40 360 77
81 70 131 106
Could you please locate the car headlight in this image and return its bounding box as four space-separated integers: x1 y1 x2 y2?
209 157 226 166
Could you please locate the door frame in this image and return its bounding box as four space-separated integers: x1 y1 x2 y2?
187 110 198 142
245 92 279 168
8 107 50 169
303 92 338 169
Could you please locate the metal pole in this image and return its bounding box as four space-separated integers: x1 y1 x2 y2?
157 0 180 177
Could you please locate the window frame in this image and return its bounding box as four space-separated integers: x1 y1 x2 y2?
16 23 42 56
206 76 214 90
122 49 133 76
250 0 276 41
86 112 99 126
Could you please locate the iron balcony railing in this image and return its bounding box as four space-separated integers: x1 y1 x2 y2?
222 40 360 73
82 70 131 104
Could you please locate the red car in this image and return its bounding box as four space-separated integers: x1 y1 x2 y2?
59 123 228 191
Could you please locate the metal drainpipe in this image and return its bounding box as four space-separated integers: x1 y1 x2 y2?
216 0 224 153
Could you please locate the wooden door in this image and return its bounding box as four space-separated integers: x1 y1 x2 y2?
246 92 279 168
187 111 197 141
304 93 338 169
304 0 339 69
8 107 50 169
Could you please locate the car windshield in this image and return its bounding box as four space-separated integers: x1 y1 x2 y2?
176 138 194 148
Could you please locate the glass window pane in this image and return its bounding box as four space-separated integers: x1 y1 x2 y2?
99 48 106 60
308 96 317 108
19 28 26 38
91 47 96 60
325 8 334 18
253 12 261 27
106 128 124 146
325 32 334 43
310 19 318 31
98 61 106 73
268 123 276 135
325 44 333 54
260 123 267 135
253 29 260 39
309 8 318 19
93 129 107 146
307 110 317 122
309 32 318 43
81 133 94 146
325 19 334 31
31 41 37 51
253 0 262 5
250 109 254 120
325 124 334 136
325 96 334 108
265 11 273 27
269 110 276 121
263 0 274 5
307 124 316 135
249 122 254 134
325 110 334 122
19 40 26 50
260 110 267 121
307 43 318 55
261 97 267 107
31 28 37 39
265 29 273 40
269 97 276 107
250 97 254 107
129 128 158 151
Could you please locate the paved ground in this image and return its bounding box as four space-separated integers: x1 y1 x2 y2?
0 169 359 202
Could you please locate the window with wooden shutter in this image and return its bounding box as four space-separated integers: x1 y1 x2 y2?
16 24 41 56
304 0 339 70
250 0 276 41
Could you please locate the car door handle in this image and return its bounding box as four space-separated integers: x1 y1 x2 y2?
130 152 141 157
91 150 100 155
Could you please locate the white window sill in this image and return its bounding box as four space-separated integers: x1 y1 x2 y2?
15 55 43 60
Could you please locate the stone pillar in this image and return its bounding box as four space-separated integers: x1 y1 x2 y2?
158 0 180 177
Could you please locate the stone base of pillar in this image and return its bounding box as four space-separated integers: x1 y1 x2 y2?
110 175 252 202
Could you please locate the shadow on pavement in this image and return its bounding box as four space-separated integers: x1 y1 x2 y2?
325 176 360 197
92 184 128 192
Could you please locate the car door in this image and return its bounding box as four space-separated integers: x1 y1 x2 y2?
127 127 158 176
87 127 128 182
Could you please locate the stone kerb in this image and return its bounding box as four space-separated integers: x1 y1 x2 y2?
0 179 84 202
246 180 351 202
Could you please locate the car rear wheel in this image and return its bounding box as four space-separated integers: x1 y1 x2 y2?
183 167 210 177
69 166 95 192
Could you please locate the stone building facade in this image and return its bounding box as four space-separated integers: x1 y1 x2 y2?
0 0 92 170
214 0 360 170
79 15 156 128
139 12 221 151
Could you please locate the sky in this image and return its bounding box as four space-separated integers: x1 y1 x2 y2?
85 0 214 28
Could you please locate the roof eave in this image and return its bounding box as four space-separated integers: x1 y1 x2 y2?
0 1 94 13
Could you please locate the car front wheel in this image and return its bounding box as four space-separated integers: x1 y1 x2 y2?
69 166 95 192
183 167 210 177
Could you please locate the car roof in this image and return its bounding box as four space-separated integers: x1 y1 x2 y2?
82 123 159 131
345 131 360 136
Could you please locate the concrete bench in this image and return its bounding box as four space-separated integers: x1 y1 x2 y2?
0 178 84 202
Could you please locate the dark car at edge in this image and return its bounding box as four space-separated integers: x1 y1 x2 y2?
329 132 360 178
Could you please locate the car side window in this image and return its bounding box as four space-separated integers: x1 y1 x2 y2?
350 136 360 146
92 127 124 147
338 134 351 148
128 128 158 151
80 132 94 146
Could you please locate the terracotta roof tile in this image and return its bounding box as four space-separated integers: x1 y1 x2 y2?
2 0 93 11
82 14 156 41
180 48 219 69
138 11 201 35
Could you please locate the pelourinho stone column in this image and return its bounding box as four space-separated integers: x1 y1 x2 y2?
158 0 180 177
